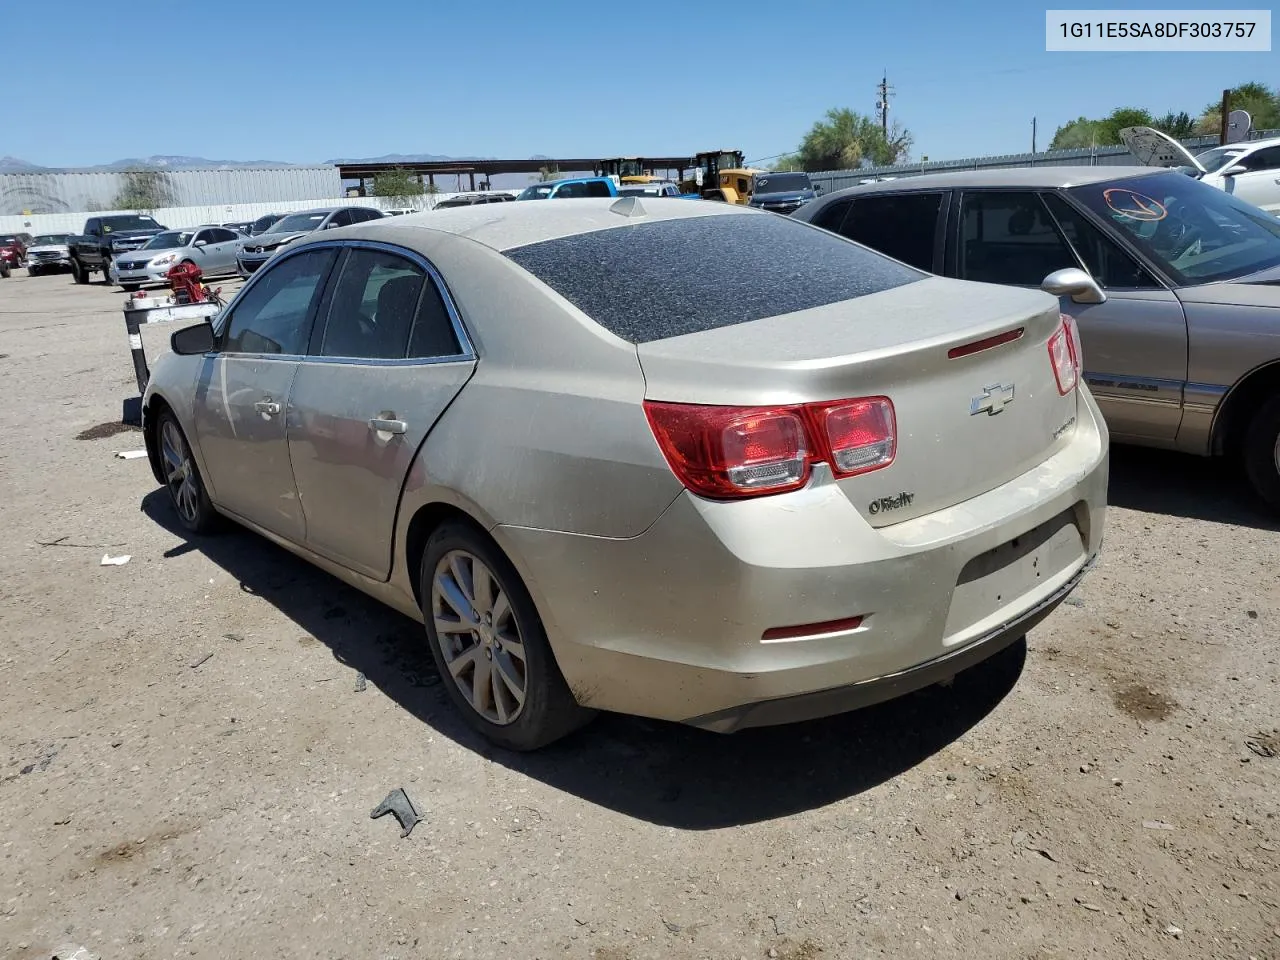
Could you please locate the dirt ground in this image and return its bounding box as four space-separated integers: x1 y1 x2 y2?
1 270 1277 960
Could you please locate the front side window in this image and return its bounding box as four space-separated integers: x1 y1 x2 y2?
840 192 944 271
1242 146 1280 172
1068 171 1280 285
958 191 1079 286
1042 193 1159 289
222 249 336 355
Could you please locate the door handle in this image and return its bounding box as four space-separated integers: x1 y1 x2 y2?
369 417 407 435
255 400 281 415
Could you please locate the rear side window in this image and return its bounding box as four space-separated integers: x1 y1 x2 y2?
840 193 944 271
505 213 922 344
808 198 852 232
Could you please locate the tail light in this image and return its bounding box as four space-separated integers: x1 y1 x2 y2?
1048 314 1081 395
644 396 896 500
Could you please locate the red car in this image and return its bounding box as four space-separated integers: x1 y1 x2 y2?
0 234 31 275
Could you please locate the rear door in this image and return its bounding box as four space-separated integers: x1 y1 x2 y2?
827 191 948 272
287 244 476 579
193 247 338 542
948 189 1187 444
204 228 240 273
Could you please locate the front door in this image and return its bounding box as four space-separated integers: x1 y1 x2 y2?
193 247 338 541
1226 145 1280 214
951 189 1188 444
287 245 475 579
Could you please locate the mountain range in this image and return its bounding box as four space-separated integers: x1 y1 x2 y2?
1 153 558 174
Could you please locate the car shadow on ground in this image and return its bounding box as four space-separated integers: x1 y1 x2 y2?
142 490 1024 829
1107 445 1279 530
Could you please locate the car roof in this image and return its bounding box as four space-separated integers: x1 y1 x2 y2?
323 196 758 252
1196 136 1280 152
814 165 1167 197
531 176 614 187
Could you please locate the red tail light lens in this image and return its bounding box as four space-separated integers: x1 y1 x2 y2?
812 398 896 477
644 396 896 500
1048 314 1080 395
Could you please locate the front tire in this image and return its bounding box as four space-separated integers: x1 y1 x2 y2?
1244 394 1280 511
27 266 38 278
72 258 88 283
157 410 220 534
122 283 140 292
420 522 592 750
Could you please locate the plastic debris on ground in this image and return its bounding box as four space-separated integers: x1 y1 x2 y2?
371 787 423 838
100 554 131 566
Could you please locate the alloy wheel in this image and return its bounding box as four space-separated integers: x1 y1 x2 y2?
160 418 199 525
431 550 528 725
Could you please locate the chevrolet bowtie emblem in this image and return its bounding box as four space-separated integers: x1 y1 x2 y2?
970 383 1015 416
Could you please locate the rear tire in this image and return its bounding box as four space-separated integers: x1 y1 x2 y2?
420 521 592 751
101 264 114 285
1243 394 1280 511
156 409 220 535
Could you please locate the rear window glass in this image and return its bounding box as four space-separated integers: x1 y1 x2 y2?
504 214 922 344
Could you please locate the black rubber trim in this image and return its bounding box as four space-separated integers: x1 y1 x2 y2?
686 554 1096 733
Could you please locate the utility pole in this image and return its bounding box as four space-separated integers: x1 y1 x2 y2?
1219 88 1231 145
876 71 894 139
1032 116 1037 153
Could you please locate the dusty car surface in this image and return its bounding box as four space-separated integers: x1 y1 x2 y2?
795 166 1280 509
141 199 1108 749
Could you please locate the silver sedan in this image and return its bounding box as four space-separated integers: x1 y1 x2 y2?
141 200 1107 749
112 225 242 290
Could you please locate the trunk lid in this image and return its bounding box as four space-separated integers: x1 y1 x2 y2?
636 276 1079 526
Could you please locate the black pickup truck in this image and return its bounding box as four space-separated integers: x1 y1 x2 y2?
68 214 167 284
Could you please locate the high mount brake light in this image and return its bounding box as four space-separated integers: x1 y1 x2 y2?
644 397 896 500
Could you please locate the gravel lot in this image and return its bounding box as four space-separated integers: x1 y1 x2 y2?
1 270 1277 960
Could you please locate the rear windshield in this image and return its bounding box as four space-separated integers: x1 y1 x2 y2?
505 213 922 344
753 172 812 194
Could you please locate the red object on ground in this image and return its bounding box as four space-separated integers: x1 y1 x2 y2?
166 261 207 304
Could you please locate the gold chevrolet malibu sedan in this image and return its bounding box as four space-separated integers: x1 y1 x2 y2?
142 198 1108 750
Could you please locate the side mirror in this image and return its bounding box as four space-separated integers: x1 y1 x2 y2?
1221 164 1248 177
1042 267 1106 305
193 239 207 247
171 321 215 356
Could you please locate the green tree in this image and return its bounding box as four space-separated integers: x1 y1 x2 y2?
1152 110 1196 138
794 108 912 171
770 154 803 171
112 170 175 212
370 167 428 206
1196 81 1280 134
1049 116 1104 149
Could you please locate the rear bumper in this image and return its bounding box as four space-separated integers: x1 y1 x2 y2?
498 387 1109 729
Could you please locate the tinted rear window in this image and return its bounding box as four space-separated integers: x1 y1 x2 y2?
504 214 922 344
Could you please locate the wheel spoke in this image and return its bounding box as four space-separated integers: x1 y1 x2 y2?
490 589 511 630
472 563 494 618
167 462 185 484
434 616 472 639
498 634 525 664
494 651 526 704
449 554 475 607
446 643 481 679
470 653 493 712
436 574 476 625
491 667 509 723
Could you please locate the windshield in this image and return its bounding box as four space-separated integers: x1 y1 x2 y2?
753 173 811 194
144 231 194 249
267 212 327 234
31 234 71 246
101 215 159 233
1193 145 1250 174
1069 171 1280 285
518 185 554 200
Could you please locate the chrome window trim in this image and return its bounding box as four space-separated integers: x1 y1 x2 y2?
215 239 475 365
304 238 476 364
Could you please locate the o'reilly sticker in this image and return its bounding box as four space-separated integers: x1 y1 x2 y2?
868 491 914 515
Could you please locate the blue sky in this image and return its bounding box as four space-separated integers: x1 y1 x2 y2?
4 0 1276 168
